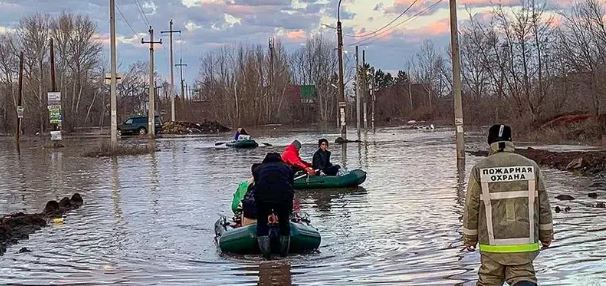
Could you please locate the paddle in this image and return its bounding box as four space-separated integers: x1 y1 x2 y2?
294 169 320 180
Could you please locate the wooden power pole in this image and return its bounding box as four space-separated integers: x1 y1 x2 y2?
362 50 368 132
142 26 162 138
110 0 118 148
175 58 187 100
355 46 361 141
161 19 180 122
337 0 347 139
16 52 24 149
449 0 465 161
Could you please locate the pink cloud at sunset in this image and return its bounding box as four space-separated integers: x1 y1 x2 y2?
286 29 307 41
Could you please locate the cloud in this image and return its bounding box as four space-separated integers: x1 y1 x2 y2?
185 21 202 31
142 1 158 16
0 26 15 34
282 29 307 42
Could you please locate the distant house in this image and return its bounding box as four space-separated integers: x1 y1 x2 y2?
284 84 318 123
285 85 317 104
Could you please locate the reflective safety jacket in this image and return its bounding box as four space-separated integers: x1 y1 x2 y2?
463 141 554 265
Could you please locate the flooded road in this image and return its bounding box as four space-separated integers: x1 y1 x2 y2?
0 127 605 285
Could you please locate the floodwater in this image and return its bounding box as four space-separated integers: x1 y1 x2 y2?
0 127 605 285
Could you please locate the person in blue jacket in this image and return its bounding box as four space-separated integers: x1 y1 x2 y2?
234 128 249 140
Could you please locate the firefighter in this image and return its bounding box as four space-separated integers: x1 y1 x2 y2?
463 124 554 286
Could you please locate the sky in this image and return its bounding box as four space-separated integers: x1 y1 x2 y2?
0 0 577 84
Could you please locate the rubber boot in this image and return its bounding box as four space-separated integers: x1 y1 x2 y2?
257 236 271 260
279 235 290 257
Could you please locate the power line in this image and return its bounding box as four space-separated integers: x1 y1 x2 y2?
134 0 150 27
345 0 420 38
116 3 138 35
347 0 444 47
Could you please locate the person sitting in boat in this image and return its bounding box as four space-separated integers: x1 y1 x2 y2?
312 138 341 176
232 163 260 226
234 128 249 141
281 140 316 176
253 152 295 259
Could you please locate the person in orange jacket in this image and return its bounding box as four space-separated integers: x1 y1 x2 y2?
281 140 316 176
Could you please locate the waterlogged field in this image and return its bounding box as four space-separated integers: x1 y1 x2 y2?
0 127 604 285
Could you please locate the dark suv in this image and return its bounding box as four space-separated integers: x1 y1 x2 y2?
118 115 162 135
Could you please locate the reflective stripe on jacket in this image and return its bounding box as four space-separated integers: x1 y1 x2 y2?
463 141 554 265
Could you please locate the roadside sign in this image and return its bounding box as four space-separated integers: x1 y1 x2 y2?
48 92 61 105
48 104 62 125
17 106 24 118
50 131 62 141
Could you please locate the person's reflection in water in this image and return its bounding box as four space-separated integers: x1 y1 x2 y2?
257 261 292 286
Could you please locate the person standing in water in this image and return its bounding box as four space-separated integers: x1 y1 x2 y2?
463 124 553 286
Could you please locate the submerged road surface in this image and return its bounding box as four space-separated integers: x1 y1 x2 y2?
0 127 604 285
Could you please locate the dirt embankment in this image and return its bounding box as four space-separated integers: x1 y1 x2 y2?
162 121 230 134
0 193 83 255
468 147 606 175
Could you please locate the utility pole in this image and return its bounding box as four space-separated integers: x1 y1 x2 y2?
371 73 375 134
337 0 347 139
50 39 56 92
408 71 413 112
269 38 274 87
175 58 187 99
362 50 368 132
355 46 361 140
161 19 180 122
450 0 465 161
110 0 118 148
16 52 24 148
49 38 62 146
175 58 187 120
142 26 162 138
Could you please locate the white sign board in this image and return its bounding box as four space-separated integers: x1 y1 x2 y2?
48 92 61 105
50 131 62 141
17 106 24 118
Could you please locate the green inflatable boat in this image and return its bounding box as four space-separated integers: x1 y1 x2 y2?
215 217 321 254
226 139 259 149
294 169 367 189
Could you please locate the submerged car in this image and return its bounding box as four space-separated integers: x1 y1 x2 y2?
118 115 162 135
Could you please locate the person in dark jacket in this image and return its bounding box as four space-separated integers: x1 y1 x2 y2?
312 139 341 176
240 163 261 226
253 152 295 259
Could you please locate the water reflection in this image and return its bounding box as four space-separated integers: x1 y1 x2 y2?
258 261 292 286
0 129 605 285
299 187 368 213
111 157 123 221
340 143 347 170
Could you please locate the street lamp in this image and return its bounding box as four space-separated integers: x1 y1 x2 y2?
337 0 346 139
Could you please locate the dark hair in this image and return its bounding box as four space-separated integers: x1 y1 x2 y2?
240 128 248 135
318 138 329 147
262 152 283 163
251 163 261 174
